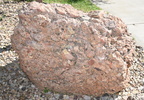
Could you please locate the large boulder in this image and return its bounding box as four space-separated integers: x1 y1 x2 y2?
11 1 135 96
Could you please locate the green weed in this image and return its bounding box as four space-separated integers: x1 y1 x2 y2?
43 0 101 12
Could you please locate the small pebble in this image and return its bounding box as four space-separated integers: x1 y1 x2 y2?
63 95 69 100
83 95 91 100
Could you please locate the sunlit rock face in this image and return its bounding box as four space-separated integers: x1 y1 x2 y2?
11 1 135 96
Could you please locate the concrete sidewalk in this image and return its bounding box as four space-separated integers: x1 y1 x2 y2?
93 0 144 48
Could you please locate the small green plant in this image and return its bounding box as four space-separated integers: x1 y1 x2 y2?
43 87 50 93
43 0 101 12
0 16 2 21
43 87 60 93
0 14 6 21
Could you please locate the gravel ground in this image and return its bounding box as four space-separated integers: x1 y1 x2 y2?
0 1 144 100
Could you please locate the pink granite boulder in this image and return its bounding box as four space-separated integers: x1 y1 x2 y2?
11 1 135 96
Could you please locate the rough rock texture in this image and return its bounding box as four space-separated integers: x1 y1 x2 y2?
11 1 135 96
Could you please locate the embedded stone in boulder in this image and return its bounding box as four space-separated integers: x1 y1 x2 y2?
11 1 135 96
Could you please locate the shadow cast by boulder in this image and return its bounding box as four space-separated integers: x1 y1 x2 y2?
0 45 12 53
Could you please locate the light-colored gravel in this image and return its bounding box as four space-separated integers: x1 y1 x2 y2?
0 1 144 100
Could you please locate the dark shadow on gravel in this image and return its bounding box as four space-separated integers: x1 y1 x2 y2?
96 93 118 100
0 59 119 99
0 60 39 100
0 45 12 53
0 60 21 77
3 60 19 68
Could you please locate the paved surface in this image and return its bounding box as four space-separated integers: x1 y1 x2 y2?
94 0 144 48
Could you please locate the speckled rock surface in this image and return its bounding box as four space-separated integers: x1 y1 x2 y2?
11 1 136 96
0 1 144 100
